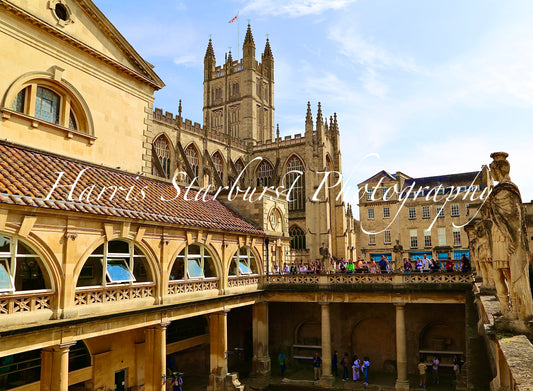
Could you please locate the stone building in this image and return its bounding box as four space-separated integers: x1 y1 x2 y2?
357 169 490 268
0 2 488 391
149 25 355 264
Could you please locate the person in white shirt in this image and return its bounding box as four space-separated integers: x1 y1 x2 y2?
422 255 431 272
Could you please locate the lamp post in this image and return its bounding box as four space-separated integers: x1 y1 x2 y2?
265 237 270 276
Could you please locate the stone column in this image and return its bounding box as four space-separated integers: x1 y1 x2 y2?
144 323 169 391
252 302 271 375
40 342 75 391
208 311 229 391
319 302 333 385
395 304 409 391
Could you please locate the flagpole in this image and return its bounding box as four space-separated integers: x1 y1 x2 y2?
237 11 240 59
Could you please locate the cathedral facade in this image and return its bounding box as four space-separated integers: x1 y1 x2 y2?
147 25 356 264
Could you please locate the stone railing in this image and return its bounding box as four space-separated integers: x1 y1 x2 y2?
74 283 155 305
167 278 219 295
227 274 260 288
265 272 473 286
0 290 55 314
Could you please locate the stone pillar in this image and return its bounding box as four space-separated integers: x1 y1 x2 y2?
40 342 75 391
319 302 333 385
144 323 169 391
208 311 229 391
252 302 271 375
395 304 409 391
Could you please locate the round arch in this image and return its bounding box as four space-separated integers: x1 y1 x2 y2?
168 242 223 281
350 317 395 371
293 319 321 345
72 237 160 291
227 245 262 276
2 70 94 135
0 230 61 293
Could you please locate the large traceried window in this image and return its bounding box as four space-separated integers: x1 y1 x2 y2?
229 247 258 276
184 144 200 183
170 244 217 280
289 225 306 250
211 152 224 182
285 155 305 211
0 235 49 293
256 160 274 187
76 240 152 287
153 136 172 179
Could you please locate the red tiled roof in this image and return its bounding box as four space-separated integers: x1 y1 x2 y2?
0 142 264 235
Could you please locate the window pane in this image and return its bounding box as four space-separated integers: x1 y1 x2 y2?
35 87 60 124
11 89 26 112
187 259 204 278
69 110 78 130
0 260 13 291
238 261 252 275
0 236 10 253
106 259 134 282
108 241 129 254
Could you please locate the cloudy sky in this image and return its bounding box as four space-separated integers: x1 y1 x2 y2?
94 0 533 209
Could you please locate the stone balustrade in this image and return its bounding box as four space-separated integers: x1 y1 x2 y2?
74 283 155 306
0 290 54 314
265 272 473 286
167 278 219 295
227 274 260 288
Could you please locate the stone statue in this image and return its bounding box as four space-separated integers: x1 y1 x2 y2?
482 152 533 320
465 218 495 290
392 240 404 271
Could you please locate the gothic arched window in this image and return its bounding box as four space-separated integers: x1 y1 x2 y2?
184 144 200 183
289 225 306 250
153 136 171 179
211 152 224 182
285 155 305 211
256 160 273 187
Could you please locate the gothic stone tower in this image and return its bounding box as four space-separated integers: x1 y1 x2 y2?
203 24 274 144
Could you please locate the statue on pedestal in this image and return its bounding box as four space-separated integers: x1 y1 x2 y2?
482 152 533 321
393 240 404 271
465 218 495 290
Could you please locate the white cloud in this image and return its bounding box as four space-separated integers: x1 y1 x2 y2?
241 0 356 17
173 55 201 67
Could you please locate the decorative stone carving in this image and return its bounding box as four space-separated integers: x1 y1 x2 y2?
481 152 533 321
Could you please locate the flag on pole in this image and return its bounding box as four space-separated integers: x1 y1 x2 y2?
228 14 238 23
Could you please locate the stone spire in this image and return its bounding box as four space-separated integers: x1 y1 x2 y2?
305 101 313 137
204 38 215 80
276 123 280 140
316 102 323 141
226 49 233 65
204 38 215 60
243 24 256 68
244 23 255 46
263 38 273 58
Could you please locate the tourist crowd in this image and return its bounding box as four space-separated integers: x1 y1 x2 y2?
273 254 471 275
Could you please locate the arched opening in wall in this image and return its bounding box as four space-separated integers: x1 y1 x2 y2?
294 320 321 346
0 234 53 293
166 316 210 390
289 225 306 251
351 318 395 371
152 135 172 179
0 347 41 389
169 244 217 281
211 151 224 185
76 240 153 287
4 74 94 137
285 155 305 211
184 144 200 184
234 158 246 187
256 159 273 188
229 247 259 276
68 340 91 372
419 322 464 367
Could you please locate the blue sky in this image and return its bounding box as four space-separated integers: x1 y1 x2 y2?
94 0 533 209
